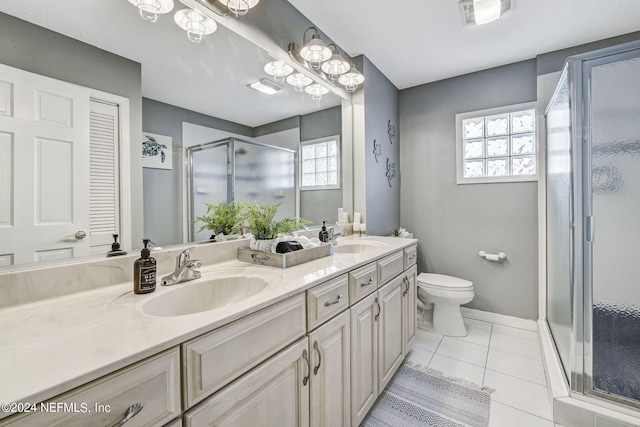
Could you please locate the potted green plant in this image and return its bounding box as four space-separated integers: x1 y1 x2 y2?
392 227 401 237
195 201 244 241
242 202 310 251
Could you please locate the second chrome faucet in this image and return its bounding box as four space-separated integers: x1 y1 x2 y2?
161 248 202 286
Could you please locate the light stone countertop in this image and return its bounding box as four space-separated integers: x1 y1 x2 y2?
0 236 417 417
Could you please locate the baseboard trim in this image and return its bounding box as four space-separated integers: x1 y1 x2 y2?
460 307 537 331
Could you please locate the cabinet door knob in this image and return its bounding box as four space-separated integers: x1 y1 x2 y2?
374 297 381 321
402 276 410 296
313 340 322 375
302 349 310 386
111 403 143 427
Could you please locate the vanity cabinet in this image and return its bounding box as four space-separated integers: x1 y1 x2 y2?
308 310 351 427
182 294 306 408
0 348 181 427
350 249 417 426
184 338 311 427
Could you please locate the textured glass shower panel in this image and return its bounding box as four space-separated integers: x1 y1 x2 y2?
192 143 229 241
590 55 640 402
233 141 295 219
545 70 573 380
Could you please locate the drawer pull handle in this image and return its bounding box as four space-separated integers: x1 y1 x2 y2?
302 349 310 386
313 340 322 375
360 278 374 287
112 403 143 427
374 297 381 321
408 254 416 260
324 294 343 307
251 254 270 261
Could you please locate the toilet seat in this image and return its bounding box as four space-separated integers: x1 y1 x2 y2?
417 273 473 292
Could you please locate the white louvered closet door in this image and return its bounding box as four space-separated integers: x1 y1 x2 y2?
89 100 120 253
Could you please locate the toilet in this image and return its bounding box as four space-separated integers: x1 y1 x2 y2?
417 273 474 337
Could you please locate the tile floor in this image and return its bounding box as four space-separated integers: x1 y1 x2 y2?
407 316 555 427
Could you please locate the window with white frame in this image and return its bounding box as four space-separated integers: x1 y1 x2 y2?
455 102 537 184
300 136 340 190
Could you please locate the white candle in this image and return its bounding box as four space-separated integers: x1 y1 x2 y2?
353 222 360 232
353 212 361 224
360 223 366 234
342 212 349 223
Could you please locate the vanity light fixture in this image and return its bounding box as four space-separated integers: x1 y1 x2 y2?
458 0 513 25
286 72 313 93
338 65 365 93
218 0 260 17
299 27 333 71
248 78 282 95
128 0 174 22
174 8 217 43
264 61 294 84
320 44 351 82
304 83 330 102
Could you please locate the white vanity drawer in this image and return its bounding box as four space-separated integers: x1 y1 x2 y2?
0 348 181 427
377 250 404 285
404 244 417 270
348 262 378 304
307 274 349 331
183 294 306 408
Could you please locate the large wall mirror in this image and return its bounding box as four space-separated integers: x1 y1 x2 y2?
0 0 353 270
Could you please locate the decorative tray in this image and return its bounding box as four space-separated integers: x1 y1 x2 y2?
237 244 333 268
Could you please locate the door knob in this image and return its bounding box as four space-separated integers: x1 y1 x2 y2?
66 231 87 240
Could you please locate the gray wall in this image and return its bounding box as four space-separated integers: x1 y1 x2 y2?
142 98 253 245
399 60 539 320
0 12 144 247
363 57 401 236
300 106 343 225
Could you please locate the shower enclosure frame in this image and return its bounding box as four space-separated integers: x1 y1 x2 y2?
546 39 640 412
185 137 298 242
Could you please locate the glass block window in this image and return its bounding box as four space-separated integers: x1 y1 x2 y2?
456 102 537 184
300 136 340 190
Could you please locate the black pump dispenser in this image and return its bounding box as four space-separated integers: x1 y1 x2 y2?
134 239 156 294
107 234 127 257
319 221 329 243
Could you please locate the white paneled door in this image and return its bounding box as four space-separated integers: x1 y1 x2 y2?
0 63 90 265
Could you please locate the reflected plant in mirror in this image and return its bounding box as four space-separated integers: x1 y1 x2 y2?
242 202 310 250
195 201 245 241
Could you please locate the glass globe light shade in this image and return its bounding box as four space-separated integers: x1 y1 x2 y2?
219 0 259 16
305 83 330 102
174 8 217 43
338 67 365 93
286 73 313 93
128 0 174 22
299 36 332 70
320 51 351 81
264 61 294 84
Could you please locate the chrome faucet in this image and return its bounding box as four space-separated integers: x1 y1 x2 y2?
328 226 343 244
161 248 202 286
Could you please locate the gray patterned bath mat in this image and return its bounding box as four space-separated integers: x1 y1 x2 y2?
361 361 492 427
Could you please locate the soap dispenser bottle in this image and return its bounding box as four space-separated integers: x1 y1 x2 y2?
319 221 329 243
134 239 156 294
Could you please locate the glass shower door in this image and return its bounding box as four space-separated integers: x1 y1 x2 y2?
587 51 640 405
546 69 574 381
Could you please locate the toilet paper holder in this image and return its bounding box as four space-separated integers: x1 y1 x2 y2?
479 250 506 261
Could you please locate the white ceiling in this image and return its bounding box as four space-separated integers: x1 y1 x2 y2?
0 0 341 128
287 0 640 89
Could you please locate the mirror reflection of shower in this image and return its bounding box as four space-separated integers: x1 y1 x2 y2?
187 138 296 241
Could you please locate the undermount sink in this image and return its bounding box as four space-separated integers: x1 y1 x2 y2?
141 274 272 317
333 240 389 254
